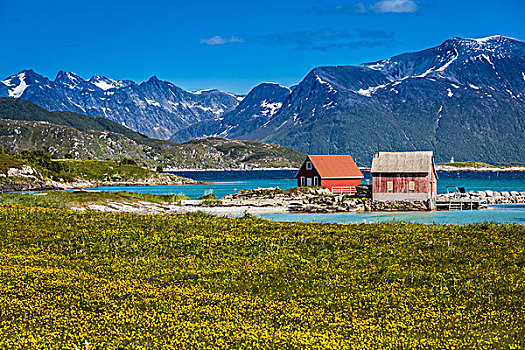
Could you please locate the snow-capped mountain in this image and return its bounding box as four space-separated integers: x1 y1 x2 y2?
0 70 241 139
173 35 525 163
171 83 291 142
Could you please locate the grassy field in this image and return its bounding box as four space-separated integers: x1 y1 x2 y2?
0 205 524 349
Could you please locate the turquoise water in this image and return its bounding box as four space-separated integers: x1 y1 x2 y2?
260 204 525 225
90 170 297 199
86 170 525 224
88 170 525 199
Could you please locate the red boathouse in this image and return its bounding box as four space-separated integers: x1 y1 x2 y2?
371 151 438 205
295 155 364 194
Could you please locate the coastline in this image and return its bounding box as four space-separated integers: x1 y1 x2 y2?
0 179 205 194
436 165 525 172
165 167 298 172
166 166 525 173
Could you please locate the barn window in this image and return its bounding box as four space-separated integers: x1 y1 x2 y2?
314 176 319 186
409 181 415 191
300 176 305 186
387 181 393 191
306 161 312 170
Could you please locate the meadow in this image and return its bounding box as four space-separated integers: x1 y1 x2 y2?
0 204 524 349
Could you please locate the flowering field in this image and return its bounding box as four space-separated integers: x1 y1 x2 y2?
0 204 524 349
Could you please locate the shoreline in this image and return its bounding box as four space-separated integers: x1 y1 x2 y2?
0 179 207 194
166 167 525 173
436 166 525 172
68 180 207 190
165 167 298 172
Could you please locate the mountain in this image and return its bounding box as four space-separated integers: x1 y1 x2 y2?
0 70 241 139
0 98 304 169
172 35 525 164
171 83 292 142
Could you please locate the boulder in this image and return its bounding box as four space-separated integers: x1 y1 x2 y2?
501 191 511 197
476 191 487 198
510 191 520 197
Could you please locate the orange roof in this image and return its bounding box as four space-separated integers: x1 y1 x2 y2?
308 155 363 178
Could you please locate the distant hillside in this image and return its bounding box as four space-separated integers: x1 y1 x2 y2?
170 137 305 169
0 98 304 169
0 97 156 144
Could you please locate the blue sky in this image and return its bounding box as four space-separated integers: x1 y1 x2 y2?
1 0 524 94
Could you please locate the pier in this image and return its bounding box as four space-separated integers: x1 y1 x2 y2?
436 198 486 211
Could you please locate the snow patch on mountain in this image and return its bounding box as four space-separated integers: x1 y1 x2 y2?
356 83 388 97
260 100 282 117
92 80 115 90
315 75 337 93
90 76 128 91
145 98 161 107
436 49 459 72
8 73 28 98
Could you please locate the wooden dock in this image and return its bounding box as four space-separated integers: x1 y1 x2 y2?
436 198 485 211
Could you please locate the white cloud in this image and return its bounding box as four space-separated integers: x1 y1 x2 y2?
200 36 244 45
372 0 418 13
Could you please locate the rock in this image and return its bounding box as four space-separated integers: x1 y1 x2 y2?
476 191 486 198
501 191 511 197
7 165 38 178
510 191 520 196
304 204 322 212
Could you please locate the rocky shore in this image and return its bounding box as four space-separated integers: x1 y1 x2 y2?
0 164 200 194
438 190 525 204
220 187 435 213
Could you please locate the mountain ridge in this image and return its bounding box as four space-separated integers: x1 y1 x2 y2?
2 35 524 163
171 35 525 164
0 70 242 140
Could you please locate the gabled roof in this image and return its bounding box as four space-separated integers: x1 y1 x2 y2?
298 155 363 178
371 151 436 174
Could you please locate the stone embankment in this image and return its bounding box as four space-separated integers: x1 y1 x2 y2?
221 187 525 213
438 190 525 205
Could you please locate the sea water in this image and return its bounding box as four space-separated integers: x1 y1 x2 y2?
86 170 525 224
260 204 525 225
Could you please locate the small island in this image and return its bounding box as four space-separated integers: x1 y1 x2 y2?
437 161 525 172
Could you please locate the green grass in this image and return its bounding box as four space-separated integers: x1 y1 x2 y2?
55 159 153 181
197 192 222 206
0 153 27 175
54 159 188 183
